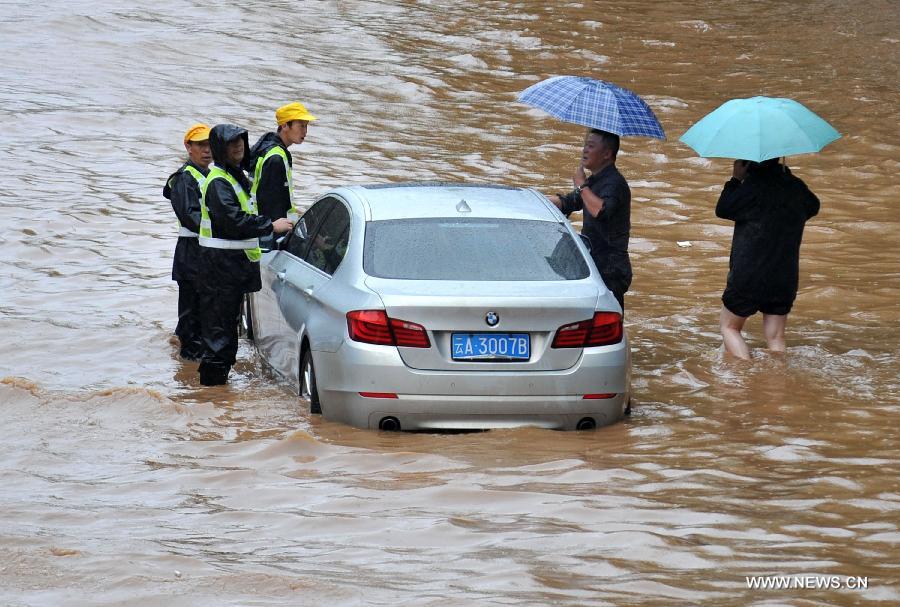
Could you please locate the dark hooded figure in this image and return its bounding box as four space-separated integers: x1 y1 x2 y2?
196 124 293 385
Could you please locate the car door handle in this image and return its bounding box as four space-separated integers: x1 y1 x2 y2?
301 286 314 298
276 271 286 281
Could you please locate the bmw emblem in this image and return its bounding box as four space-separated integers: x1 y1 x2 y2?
485 311 499 327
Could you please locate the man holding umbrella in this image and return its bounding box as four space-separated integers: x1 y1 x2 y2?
519 76 666 313
548 129 632 311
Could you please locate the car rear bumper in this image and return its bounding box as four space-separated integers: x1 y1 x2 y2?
313 338 630 431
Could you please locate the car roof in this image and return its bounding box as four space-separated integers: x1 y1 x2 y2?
336 182 563 222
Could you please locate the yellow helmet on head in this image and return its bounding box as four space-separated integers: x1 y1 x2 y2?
275 102 317 125
183 123 211 143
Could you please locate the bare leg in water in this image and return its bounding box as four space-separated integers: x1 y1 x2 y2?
720 306 751 360
762 313 787 353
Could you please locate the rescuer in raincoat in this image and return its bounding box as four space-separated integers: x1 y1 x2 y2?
163 123 212 361
246 101 317 223
197 124 293 386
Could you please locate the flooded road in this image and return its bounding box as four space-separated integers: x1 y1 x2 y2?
1 1 898 605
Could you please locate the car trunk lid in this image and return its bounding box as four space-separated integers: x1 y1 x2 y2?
364 277 600 371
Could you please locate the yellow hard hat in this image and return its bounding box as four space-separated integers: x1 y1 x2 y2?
183 123 211 143
275 102 317 125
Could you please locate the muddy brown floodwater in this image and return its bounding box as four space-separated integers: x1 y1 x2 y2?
1 1 898 605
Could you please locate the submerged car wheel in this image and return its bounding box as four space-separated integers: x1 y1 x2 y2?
239 295 254 341
300 348 321 414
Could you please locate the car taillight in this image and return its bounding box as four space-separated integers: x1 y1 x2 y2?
347 310 431 348
390 318 431 348
551 312 623 348
347 310 393 345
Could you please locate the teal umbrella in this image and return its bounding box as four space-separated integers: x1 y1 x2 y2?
679 96 840 162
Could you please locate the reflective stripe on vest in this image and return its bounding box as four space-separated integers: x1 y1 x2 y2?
199 165 261 261
251 145 296 215
175 164 206 237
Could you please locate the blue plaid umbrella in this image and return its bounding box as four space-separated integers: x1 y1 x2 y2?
518 76 666 140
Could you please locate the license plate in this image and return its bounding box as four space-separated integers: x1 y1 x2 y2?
451 333 530 361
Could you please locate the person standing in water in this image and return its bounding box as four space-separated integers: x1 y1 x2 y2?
716 157 820 359
196 124 293 385
163 123 212 361
548 129 632 312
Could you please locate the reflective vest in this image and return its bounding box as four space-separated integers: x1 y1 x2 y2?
175 164 206 238
199 165 261 261
251 145 297 216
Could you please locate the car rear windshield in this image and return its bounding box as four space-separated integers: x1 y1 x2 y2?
363 218 590 281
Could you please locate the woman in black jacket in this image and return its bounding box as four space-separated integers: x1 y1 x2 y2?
716 158 820 360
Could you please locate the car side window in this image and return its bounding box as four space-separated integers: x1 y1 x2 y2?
286 198 334 259
305 201 350 275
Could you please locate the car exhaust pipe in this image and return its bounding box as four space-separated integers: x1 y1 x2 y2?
379 416 401 432
576 417 596 431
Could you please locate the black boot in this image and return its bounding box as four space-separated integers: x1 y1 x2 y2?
199 362 230 386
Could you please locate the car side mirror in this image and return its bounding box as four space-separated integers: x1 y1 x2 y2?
295 218 309 240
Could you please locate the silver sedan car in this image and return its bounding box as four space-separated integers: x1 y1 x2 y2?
245 183 630 431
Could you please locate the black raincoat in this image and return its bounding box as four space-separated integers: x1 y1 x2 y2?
716 163 820 304
163 161 206 283
163 161 208 359
197 124 275 384
246 131 293 221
